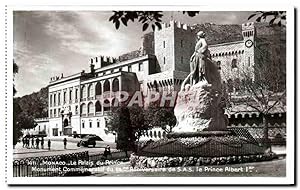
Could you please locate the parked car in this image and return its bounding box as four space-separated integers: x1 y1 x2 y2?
77 135 103 147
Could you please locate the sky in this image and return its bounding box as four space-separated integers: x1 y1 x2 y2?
13 11 253 97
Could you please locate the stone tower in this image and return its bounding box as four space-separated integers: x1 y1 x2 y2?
242 22 256 79
154 20 196 73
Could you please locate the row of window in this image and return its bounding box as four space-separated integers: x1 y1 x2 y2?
49 99 118 118
50 78 122 107
215 57 251 70
82 120 101 129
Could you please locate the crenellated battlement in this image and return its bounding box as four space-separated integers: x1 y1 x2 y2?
158 20 191 31
242 22 255 30
90 55 117 64
91 55 118 69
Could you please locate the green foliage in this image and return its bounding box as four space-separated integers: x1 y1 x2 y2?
109 11 199 31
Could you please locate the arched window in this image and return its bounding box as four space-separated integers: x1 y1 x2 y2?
103 80 110 93
162 131 166 138
112 78 119 92
95 101 102 112
88 102 94 114
80 103 87 115
87 84 94 98
149 131 153 138
103 99 110 111
154 131 157 138
95 82 102 96
81 85 86 99
158 131 161 138
231 59 237 69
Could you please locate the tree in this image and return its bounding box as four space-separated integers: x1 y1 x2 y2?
13 59 18 95
248 11 286 26
107 106 136 156
128 105 150 140
109 11 285 31
106 106 148 155
13 60 21 146
145 103 177 134
13 60 38 146
109 11 199 31
229 42 286 148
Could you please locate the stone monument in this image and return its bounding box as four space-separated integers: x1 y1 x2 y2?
173 31 228 133
131 31 276 168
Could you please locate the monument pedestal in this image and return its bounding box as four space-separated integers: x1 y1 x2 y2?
132 131 276 168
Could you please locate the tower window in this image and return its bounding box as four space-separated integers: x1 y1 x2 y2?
82 122 85 128
89 121 92 128
163 57 166 64
231 59 237 69
97 121 100 128
138 62 143 71
163 41 165 48
95 57 98 62
248 57 251 67
217 61 221 70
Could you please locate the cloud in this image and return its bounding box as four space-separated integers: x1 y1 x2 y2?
42 11 135 57
14 41 64 96
14 11 254 97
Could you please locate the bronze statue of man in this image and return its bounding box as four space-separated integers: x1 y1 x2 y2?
190 31 209 85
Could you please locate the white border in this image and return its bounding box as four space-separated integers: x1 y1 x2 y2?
5 5 295 185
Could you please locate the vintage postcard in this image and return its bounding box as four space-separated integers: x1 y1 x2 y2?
4 4 295 185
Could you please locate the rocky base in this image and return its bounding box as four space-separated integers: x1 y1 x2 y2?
130 152 277 168
173 80 228 133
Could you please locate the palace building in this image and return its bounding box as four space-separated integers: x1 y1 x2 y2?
33 20 285 142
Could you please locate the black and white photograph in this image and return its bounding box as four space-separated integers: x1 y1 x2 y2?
4 5 295 185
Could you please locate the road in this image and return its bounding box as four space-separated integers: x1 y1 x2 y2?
13 137 116 160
